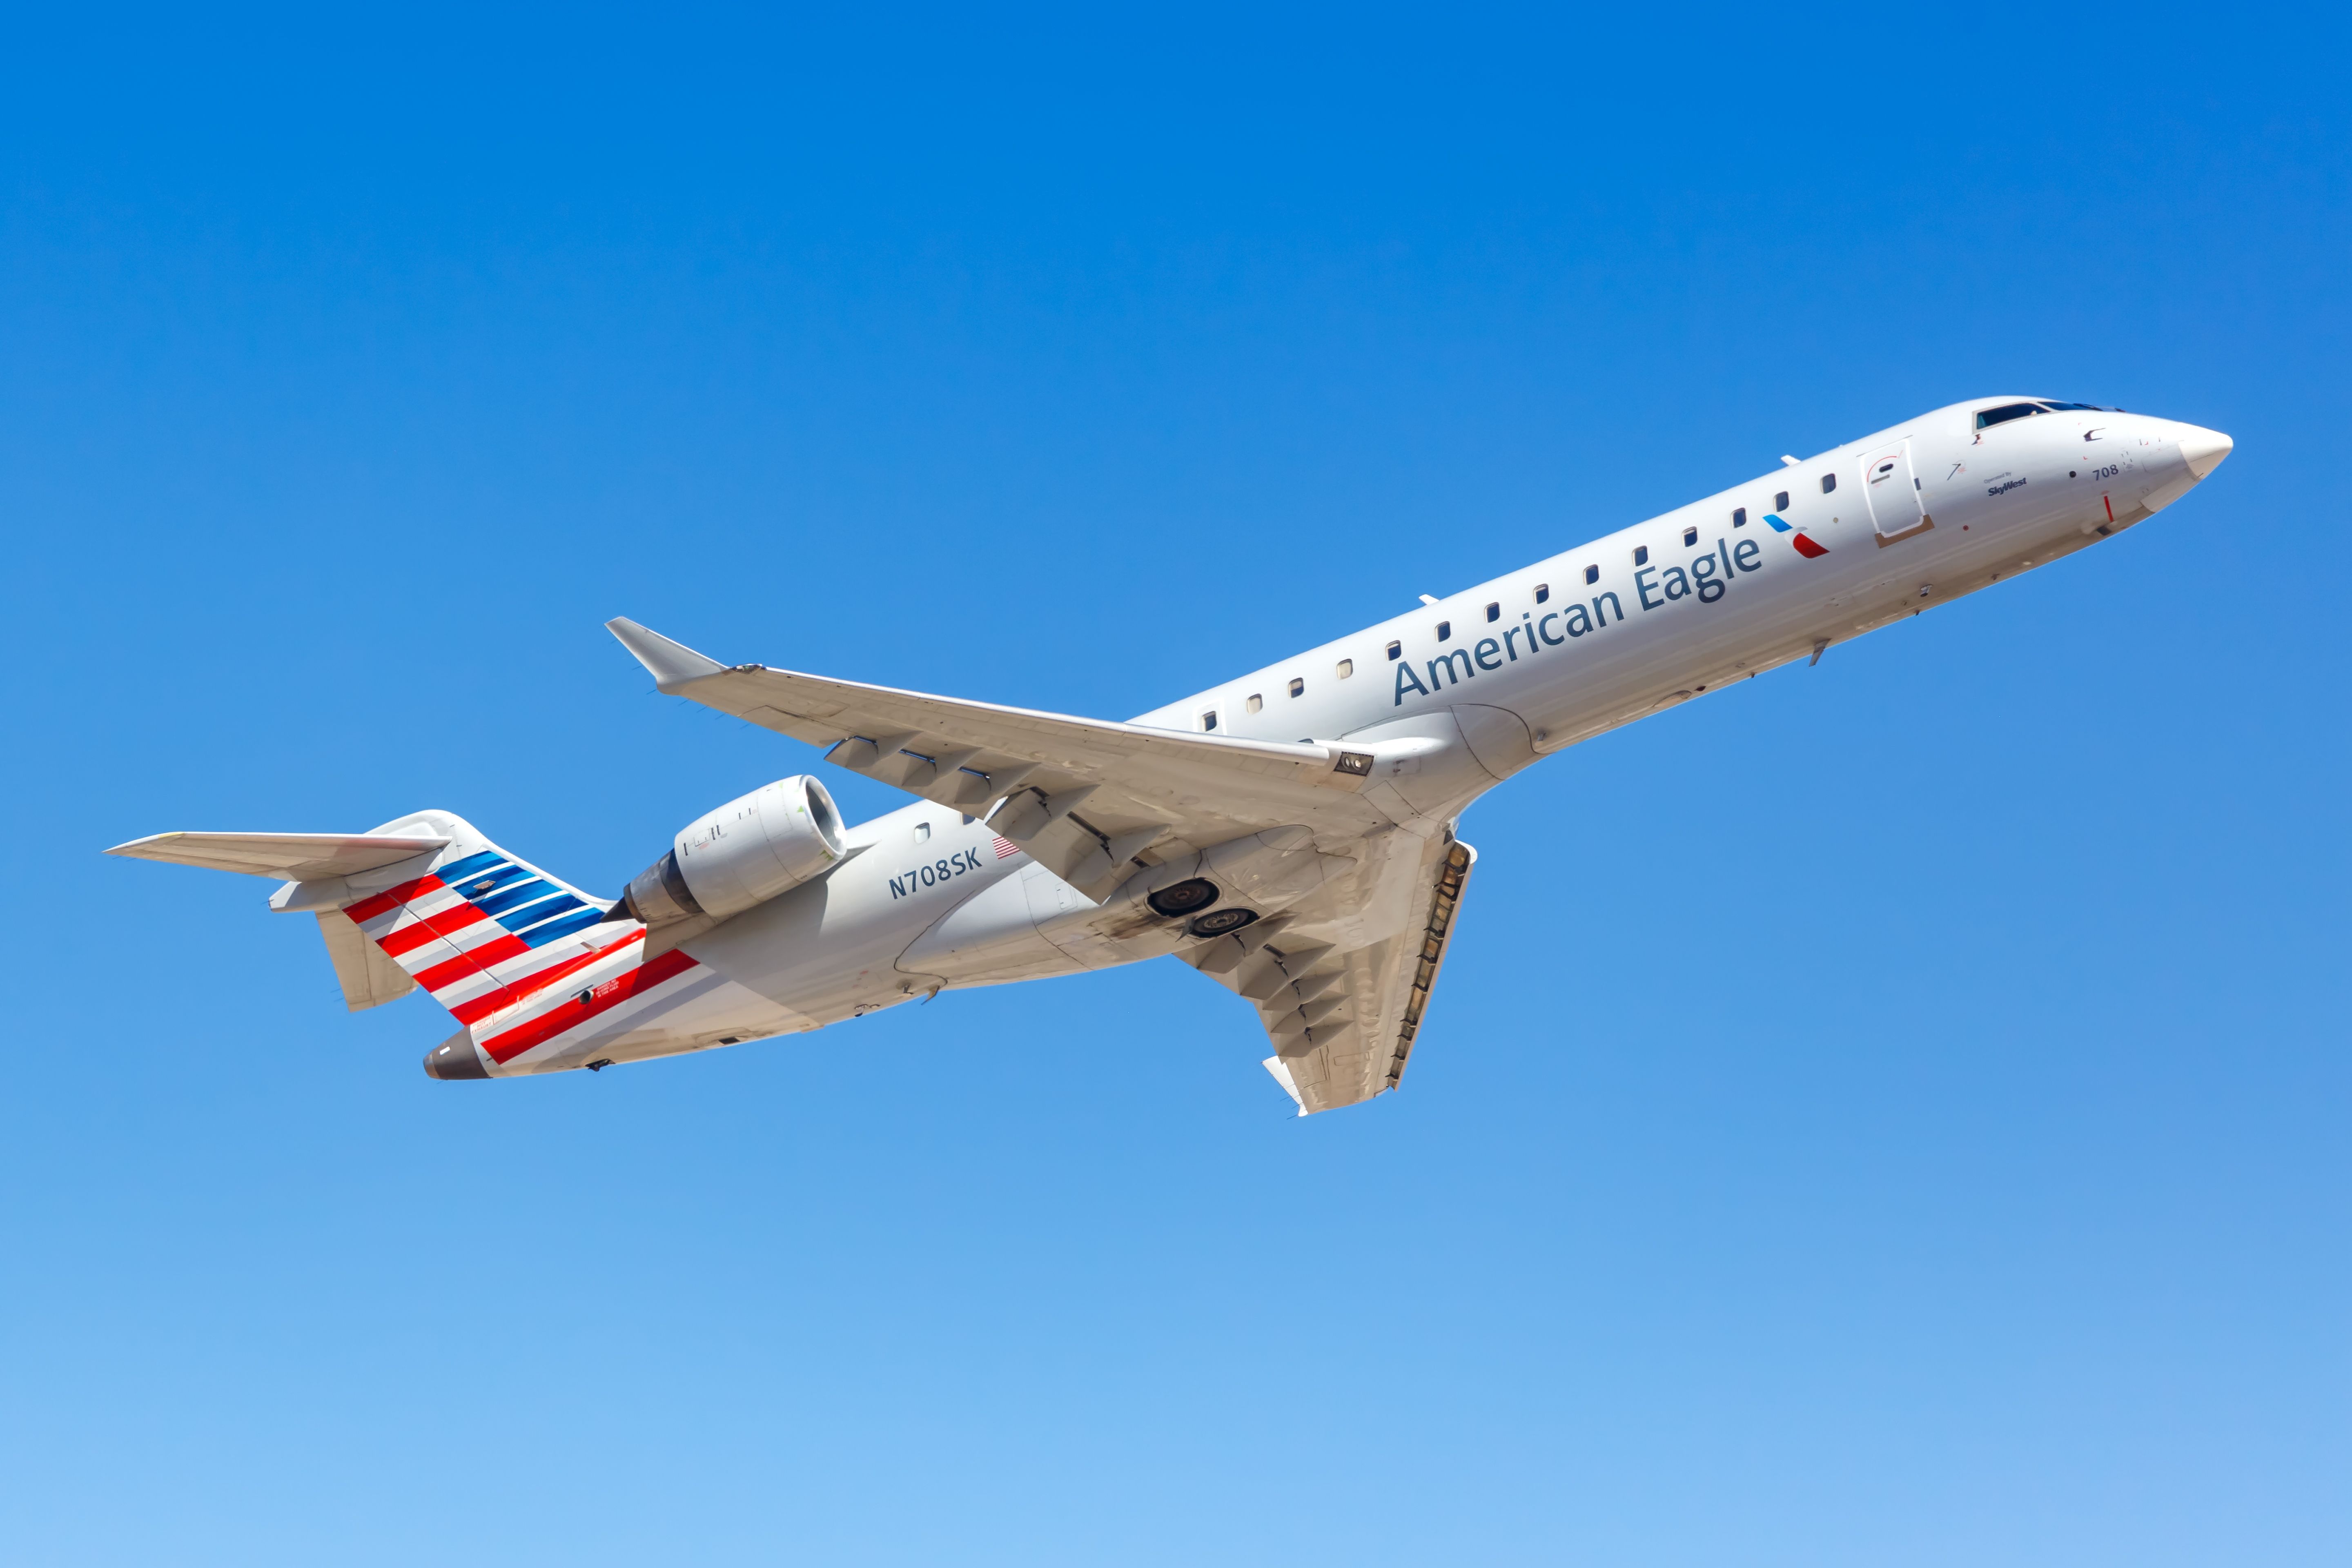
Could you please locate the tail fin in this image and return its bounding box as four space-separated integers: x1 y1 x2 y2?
109 811 637 1022
330 811 633 1026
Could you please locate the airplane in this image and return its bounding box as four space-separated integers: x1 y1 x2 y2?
109 396 2233 1114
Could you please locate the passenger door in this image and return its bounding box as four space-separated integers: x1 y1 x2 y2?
1859 440 1932 544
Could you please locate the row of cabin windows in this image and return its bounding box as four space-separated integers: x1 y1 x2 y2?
1389 584 1560 654
1203 659 1356 728
1373 469 1844 668
1649 478 1831 551
1205 467 1851 728
1575 478 1826 580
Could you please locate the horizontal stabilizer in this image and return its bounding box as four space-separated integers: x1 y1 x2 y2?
104 831 449 882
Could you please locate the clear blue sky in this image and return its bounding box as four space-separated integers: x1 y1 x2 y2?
2 6 2345 1564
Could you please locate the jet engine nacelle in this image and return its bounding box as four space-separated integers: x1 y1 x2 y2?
617 775 847 927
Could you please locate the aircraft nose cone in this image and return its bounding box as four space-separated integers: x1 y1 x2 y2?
423 1033 489 1080
2178 425 2234 479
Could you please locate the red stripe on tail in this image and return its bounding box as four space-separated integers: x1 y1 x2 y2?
412 934 532 995
479 948 701 1064
379 900 492 958
449 931 649 1026
345 875 441 925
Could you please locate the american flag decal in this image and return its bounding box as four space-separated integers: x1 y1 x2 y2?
992 836 1022 860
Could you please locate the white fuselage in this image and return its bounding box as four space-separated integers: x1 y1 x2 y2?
501 397 2225 1072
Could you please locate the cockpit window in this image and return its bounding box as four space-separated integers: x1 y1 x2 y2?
2038 401 2103 412
1975 403 2043 430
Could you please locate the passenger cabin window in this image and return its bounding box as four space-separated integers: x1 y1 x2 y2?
1774 490 1790 512
1336 659 1354 679
1633 545 1648 566
1821 472 1837 494
914 822 931 843
1584 564 1599 585
1974 402 2043 430
1288 677 1305 697
1732 507 1747 528
1246 693 1263 713
1682 526 1698 546
1485 602 1501 622
1534 583 1550 604
1436 620 1451 641
1386 640 1401 661
1200 710 1217 732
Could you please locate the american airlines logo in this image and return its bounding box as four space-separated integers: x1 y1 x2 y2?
1760 512 1829 559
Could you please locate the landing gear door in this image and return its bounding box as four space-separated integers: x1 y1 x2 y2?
1860 440 1932 546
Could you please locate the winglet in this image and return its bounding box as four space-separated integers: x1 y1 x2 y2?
606 618 729 691
1261 1054 1308 1116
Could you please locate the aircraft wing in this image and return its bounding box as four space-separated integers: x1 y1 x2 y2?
608 618 1394 897
1193 835 1475 1115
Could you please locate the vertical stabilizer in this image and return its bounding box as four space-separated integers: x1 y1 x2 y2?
332 811 634 1028
108 813 641 1028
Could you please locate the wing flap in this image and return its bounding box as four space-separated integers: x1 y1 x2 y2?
1214 836 1475 1115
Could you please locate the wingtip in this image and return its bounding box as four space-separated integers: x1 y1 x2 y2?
606 618 728 690
1261 1054 1308 1112
104 832 178 860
